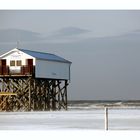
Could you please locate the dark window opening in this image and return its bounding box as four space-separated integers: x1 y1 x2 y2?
10 60 15 66
16 60 22 66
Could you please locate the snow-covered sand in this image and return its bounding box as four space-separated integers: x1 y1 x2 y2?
0 108 140 130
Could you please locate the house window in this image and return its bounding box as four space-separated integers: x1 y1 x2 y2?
10 60 15 66
16 60 22 66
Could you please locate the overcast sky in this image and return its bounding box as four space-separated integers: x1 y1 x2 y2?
0 10 140 100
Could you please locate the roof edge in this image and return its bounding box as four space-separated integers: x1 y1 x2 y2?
36 58 72 64
0 48 18 58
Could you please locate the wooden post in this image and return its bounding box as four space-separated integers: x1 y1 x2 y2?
57 80 61 110
33 79 35 110
65 80 68 110
28 78 31 111
105 107 108 130
52 80 56 110
46 81 50 110
2 79 4 92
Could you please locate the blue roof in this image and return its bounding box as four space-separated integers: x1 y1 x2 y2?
18 48 71 63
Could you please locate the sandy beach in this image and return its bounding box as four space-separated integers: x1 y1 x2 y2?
0 108 140 130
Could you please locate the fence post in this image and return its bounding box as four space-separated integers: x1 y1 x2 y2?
105 107 108 130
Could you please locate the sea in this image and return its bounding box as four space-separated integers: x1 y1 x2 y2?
68 100 140 110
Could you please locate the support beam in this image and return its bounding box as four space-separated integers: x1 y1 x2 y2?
28 78 31 111
65 80 68 110
0 77 69 111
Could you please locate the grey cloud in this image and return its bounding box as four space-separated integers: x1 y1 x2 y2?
0 27 90 44
0 29 44 43
132 29 140 33
46 27 90 40
119 29 140 38
55 27 90 36
87 29 140 41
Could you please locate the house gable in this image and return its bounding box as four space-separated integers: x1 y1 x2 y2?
0 48 35 66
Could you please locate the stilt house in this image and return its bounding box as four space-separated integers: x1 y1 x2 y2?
0 48 71 111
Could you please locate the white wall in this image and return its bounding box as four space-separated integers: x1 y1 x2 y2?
36 59 70 80
2 50 35 66
2 50 35 72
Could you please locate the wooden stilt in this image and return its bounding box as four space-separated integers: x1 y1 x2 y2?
65 80 68 110
57 80 61 110
28 78 31 111
0 77 69 111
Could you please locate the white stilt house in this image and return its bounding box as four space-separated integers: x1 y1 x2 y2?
0 48 71 111
0 48 71 80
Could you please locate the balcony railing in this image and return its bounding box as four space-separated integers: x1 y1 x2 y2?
0 66 35 76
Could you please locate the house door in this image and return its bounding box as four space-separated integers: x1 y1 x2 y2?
27 59 33 66
0 59 6 66
0 59 7 75
26 59 33 74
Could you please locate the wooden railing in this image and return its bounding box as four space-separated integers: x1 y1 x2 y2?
0 66 9 75
0 66 35 76
21 65 35 75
